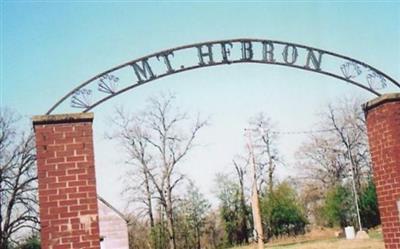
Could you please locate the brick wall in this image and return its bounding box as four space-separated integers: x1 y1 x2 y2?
33 113 100 249
364 93 400 249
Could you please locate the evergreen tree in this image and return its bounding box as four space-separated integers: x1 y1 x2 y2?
177 182 210 249
215 174 251 247
261 182 307 239
359 180 380 229
322 185 353 228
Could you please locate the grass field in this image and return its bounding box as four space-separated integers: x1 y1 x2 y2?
230 229 384 249
230 238 384 249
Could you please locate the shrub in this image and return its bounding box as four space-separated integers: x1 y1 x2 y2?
322 185 353 228
17 235 40 249
359 180 380 229
262 182 308 239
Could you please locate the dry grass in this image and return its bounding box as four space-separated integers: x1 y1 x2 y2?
230 238 384 249
230 228 384 249
268 238 383 249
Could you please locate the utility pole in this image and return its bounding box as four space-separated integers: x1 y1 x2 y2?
245 128 265 249
348 149 363 232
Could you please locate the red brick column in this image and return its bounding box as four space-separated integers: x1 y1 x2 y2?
33 113 100 249
364 93 400 249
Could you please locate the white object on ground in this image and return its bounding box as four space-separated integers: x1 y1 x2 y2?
345 226 355 240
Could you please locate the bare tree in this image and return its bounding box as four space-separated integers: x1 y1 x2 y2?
297 135 348 188
297 97 371 191
109 108 156 228
248 113 281 194
296 97 372 229
110 94 207 249
0 109 38 248
325 98 371 191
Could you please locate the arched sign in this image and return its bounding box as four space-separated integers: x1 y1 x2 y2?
47 38 400 114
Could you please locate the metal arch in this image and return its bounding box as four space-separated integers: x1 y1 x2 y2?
46 38 400 114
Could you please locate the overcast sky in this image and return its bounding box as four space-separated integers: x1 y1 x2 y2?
2 1 400 211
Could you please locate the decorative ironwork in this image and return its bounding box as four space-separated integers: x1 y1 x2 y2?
340 62 362 80
71 89 92 109
367 71 387 90
47 38 400 114
98 74 119 94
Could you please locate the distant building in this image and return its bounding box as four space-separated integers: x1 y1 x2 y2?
98 196 129 249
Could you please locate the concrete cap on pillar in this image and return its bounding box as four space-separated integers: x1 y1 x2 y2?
32 112 94 125
362 93 400 113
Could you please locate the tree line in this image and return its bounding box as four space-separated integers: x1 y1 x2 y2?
0 109 39 249
109 94 380 249
0 94 380 248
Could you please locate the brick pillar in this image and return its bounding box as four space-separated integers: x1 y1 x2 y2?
32 113 100 249
364 93 400 249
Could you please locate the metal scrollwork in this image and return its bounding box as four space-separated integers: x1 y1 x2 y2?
71 89 93 109
98 74 119 94
367 70 387 90
47 38 400 114
340 62 362 80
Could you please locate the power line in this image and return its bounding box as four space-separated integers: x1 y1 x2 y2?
270 126 361 136
271 128 337 135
